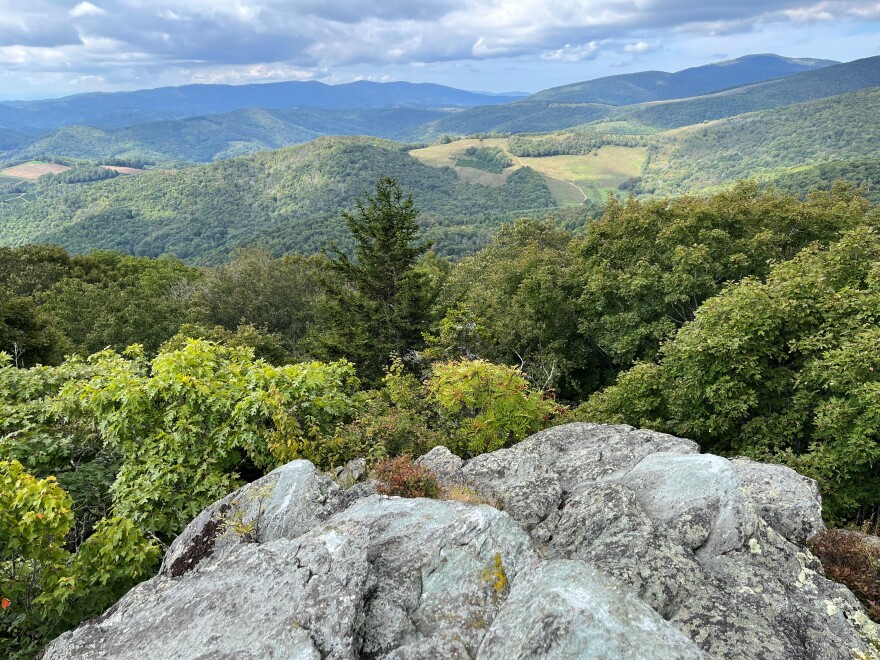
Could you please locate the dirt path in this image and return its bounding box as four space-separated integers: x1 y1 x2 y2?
510 154 587 203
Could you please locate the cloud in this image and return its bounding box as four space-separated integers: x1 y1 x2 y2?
70 2 106 18
542 41 602 62
623 40 661 54
0 0 878 96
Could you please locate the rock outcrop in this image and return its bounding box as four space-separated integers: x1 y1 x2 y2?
43 424 880 659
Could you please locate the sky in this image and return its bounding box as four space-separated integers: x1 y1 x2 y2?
1 0 879 100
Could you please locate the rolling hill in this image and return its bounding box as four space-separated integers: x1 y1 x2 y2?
0 136 557 263
13 107 449 163
640 86 880 196
526 54 836 105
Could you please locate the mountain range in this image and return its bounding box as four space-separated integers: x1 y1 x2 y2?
1 52 879 263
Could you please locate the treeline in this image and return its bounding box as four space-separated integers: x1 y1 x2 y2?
2 179 879 655
453 146 513 173
508 131 646 157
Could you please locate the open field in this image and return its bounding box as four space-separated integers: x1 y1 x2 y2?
101 165 148 175
411 138 647 204
519 146 648 203
0 161 70 180
409 138 513 186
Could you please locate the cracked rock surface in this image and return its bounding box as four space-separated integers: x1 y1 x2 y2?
43 424 880 659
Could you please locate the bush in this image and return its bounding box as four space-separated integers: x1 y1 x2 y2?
809 529 880 622
427 359 561 457
373 456 440 498
0 461 158 658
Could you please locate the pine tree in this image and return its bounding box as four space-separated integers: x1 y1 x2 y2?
321 177 432 381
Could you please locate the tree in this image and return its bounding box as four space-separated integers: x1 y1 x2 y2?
320 177 433 382
576 227 880 522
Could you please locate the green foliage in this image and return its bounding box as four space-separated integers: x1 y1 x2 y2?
0 246 198 364
577 227 880 522
0 137 556 263
336 360 444 462
430 218 592 398
574 182 873 378
508 130 646 157
321 177 434 382
49 340 361 539
768 159 880 206
643 88 880 196
0 461 158 658
427 359 561 457
37 251 197 356
453 146 512 173
186 249 327 359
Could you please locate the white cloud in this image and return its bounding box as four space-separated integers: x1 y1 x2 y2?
0 0 878 96
542 41 602 62
624 40 660 54
69 2 106 18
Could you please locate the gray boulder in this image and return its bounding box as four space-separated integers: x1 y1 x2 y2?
43 424 880 659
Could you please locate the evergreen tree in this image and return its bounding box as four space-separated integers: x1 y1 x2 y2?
321 177 432 381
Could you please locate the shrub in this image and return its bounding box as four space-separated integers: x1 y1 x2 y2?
373 456 440 499
427 358 561 457
809 529 880 622
337 360 445 461
0 461 158 658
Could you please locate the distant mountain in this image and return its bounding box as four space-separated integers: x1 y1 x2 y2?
0 136 557 263
14 107 449 163
527 54 837 105
424 55 880 138
0 81 524 133
619 54 880 129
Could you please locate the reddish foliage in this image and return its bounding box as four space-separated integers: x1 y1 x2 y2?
810 529 880 621
1 597 10 611
373 456 440 499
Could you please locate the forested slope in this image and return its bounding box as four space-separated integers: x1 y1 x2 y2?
13 107 447 163
0 137 556 263
642 87 880 195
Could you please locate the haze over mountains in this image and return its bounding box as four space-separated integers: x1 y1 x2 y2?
0 81 526 134
1 52 879 263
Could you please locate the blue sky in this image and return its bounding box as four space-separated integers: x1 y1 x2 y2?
1 0 879 99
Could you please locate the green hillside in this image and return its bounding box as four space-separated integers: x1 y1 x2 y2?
418 102 613 138
13 107 448 164
0 136 556 263
767 159 880 205
640 87 880 196
527 54 835 105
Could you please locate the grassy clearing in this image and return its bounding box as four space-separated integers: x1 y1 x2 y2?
520 146 648 203
411 139 647 203
1 161 70 180
410 138 513 187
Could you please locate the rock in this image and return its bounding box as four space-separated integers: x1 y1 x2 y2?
731 457 825 544
161 460 354 577
479 560 707 659
415 445 464 485
46 496 534 660
43 424 880 660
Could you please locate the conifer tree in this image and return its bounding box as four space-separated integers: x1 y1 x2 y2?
321 177 432 381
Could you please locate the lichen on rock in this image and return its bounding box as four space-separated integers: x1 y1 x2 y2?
43 424 880 660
